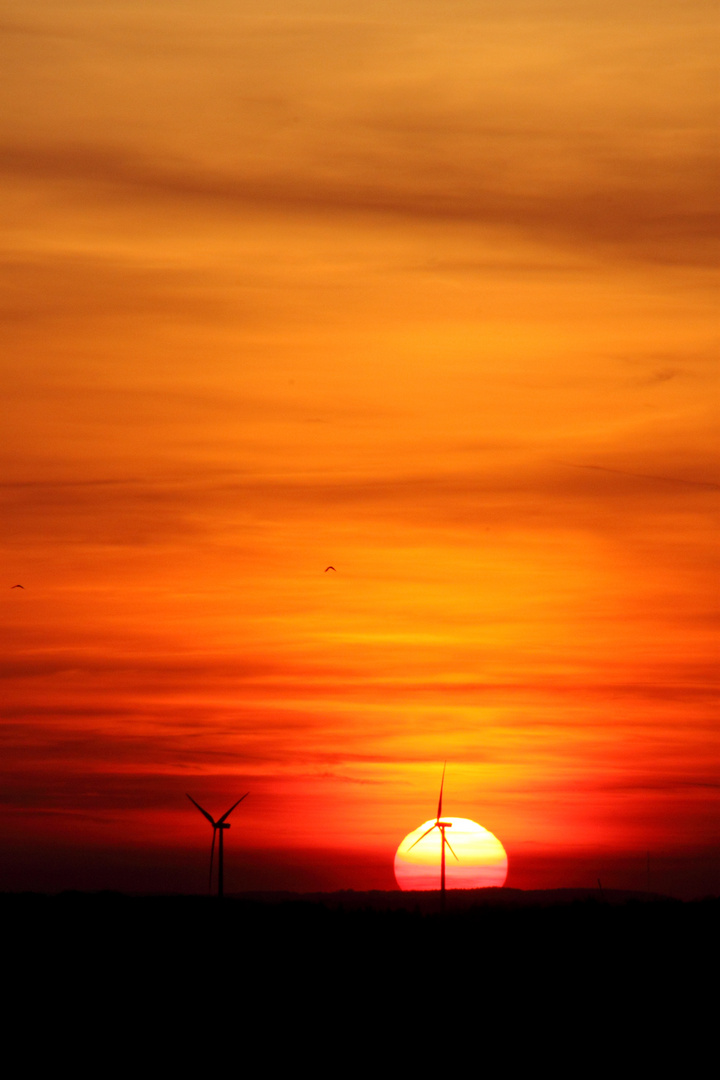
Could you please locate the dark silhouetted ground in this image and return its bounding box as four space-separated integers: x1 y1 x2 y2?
3 888 713 1069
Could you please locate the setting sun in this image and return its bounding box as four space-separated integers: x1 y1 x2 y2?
395 818 508 891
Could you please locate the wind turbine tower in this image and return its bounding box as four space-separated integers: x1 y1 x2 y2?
407 763 458 911
186 793 248 898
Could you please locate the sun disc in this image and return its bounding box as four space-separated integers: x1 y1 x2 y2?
394 817 508 890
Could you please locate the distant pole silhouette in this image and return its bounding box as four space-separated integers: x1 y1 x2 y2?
186 793 248 898
407 763 458 913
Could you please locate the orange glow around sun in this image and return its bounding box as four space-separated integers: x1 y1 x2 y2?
394 818 508 891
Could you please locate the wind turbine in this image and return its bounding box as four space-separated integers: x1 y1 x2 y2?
407 763 458 910
186 793 248 898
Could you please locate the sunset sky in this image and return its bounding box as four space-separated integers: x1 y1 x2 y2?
2 0 717 897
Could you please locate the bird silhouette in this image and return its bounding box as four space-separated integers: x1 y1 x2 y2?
324 566 336 572
11 584 24 589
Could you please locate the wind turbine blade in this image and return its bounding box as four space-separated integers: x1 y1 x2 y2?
444 835 460 862
208 827 217 894
186 794 216 826
437 762 446 821
406 824 438 852
217 792 249 825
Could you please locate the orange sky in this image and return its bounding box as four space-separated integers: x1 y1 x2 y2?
2 0 717 896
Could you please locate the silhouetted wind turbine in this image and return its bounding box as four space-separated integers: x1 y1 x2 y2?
186 793 248 898
407 763 458 911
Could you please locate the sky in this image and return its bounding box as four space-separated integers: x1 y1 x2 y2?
1 0 717 897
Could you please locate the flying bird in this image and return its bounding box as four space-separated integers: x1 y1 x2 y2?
324 566 336 572
11 584 24 589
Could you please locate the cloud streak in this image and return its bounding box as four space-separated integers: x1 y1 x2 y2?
2 137 716 266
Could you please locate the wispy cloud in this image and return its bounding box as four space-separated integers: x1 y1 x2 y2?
2 137 715 265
